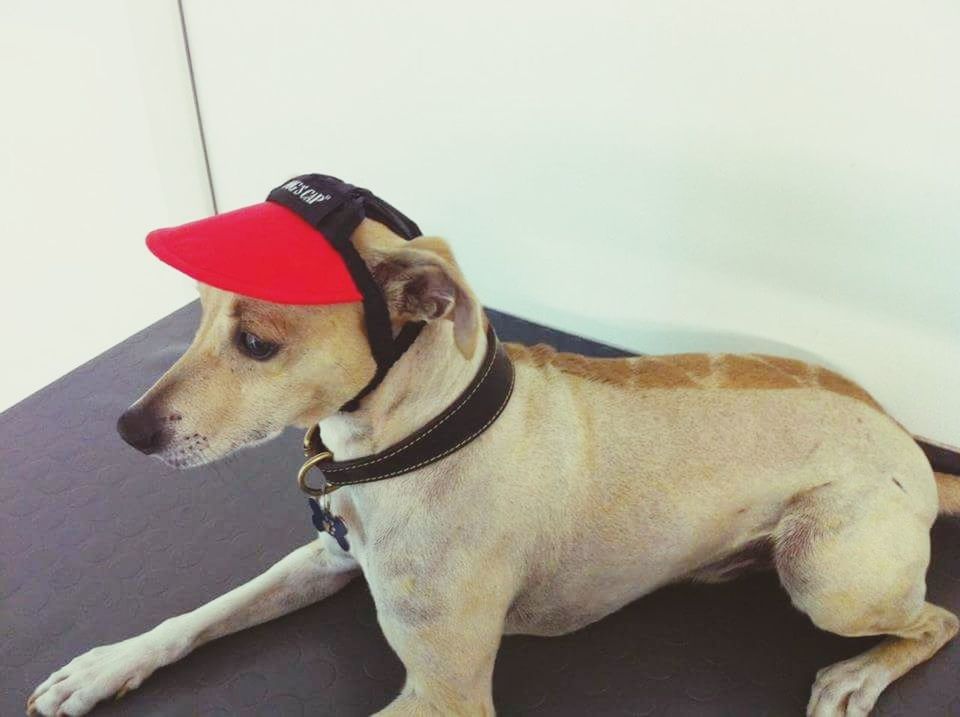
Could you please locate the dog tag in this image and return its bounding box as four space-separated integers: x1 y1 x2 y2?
308 498 350 552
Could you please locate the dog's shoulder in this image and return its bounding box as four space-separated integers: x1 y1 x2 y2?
504 343 883 412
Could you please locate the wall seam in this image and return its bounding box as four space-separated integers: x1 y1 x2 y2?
177 0 219 214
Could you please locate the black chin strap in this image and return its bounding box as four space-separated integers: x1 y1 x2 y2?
266 174 425 412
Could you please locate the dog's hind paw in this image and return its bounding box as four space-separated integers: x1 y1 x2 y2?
806 657 890 717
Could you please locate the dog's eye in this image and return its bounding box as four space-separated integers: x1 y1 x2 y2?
237 331 279 361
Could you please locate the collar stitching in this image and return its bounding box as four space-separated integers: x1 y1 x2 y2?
321 336 498 472
330 360 515 484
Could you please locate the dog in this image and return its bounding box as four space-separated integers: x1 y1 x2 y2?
28 218 959 716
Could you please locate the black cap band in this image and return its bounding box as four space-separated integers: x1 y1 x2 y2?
266 174 425 412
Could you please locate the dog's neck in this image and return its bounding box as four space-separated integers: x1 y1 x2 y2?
317 318 488 462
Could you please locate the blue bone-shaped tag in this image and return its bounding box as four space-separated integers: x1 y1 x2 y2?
308 498 350 552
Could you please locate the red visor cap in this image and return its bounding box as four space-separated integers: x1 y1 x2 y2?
146 201 363 305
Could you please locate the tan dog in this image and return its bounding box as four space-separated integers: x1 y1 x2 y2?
28 219 959 716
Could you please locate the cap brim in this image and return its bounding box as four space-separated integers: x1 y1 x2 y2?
146 202 362 305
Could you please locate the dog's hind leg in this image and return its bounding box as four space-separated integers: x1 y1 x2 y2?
804 603 957 716
774 478 958 717
27 539 358 716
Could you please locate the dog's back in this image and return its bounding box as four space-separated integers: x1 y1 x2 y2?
504 343 883 412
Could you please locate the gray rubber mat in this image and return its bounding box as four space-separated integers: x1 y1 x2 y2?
3 302 959 716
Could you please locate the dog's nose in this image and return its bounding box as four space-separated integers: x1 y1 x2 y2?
116 405 164 454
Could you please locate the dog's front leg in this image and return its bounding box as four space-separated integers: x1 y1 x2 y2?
27 539 357 716
374 617 503 717
370 576 512 717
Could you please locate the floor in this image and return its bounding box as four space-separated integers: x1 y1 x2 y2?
2 303 959 716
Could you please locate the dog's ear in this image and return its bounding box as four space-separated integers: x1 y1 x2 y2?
360 235 481 359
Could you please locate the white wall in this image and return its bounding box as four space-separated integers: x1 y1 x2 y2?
0 1 209 411
181 0 960 442
2 1 957 446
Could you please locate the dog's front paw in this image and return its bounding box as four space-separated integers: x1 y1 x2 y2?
806 657 890 717
26 634 172 716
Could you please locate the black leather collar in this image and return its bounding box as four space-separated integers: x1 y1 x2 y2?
298 324 514 493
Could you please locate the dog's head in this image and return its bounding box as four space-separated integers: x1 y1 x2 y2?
116 221 480 468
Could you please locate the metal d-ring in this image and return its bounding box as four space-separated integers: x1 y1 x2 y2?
302 424 321 458
297 450 335 497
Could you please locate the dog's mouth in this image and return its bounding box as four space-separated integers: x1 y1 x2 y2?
117 403 286 469
152 427 282 470
155 432 213 469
